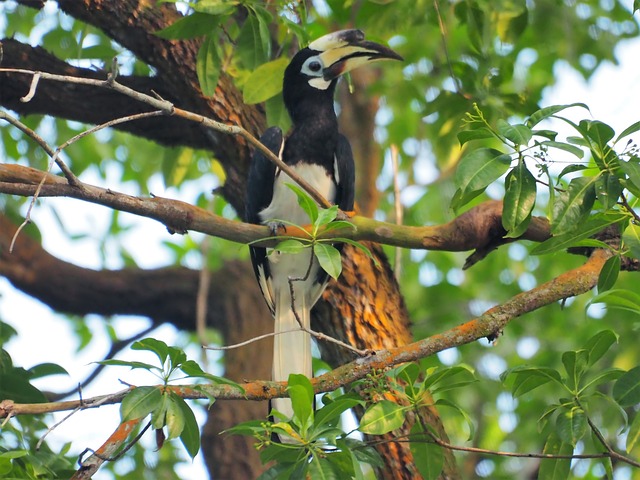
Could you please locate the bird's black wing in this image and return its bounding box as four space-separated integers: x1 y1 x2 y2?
245 127 284 223
334 134 356 212
246 126 284 316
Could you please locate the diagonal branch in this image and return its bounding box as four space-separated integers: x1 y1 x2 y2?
0 248 612 420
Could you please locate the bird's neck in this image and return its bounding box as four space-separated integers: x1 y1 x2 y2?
285 99 339 166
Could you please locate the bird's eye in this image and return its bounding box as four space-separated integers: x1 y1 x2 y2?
308 61 321 72
301 56 324 76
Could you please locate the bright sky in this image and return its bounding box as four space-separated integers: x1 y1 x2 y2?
1 22 640 480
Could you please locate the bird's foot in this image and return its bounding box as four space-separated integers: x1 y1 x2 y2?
266 221 287 236
336 209 356 221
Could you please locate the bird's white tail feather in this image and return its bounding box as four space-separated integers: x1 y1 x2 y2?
272 289 312 420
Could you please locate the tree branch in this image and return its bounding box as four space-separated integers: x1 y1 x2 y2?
0 162 552 256
0 248 612 420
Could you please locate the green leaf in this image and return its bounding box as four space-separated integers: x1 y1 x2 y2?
623 222 640 259
155 12 218 40
502 366 563 397
450 186 485 211
597 255 620 293
236 11 270 70
615 120 640 144
428 367 477 394
162 147 195 187
274 239 308 254
526 103 589 128
538 434 572 479
196 35 221 97
434 398 476 440
531 212 627 255
324 446 356 478
495 5 528 43
243 57 289 104
28 362 68 379
595 173 622 209
613 366 640 407
620 159 640 189
583 330 618 366
345 437 383 468
566 135 590 147
580 119 615 146
395 362 422 385
314 243 342 280
557 164 588 181
165 394 186 439
132 338 170 365
540 140 585 159
95 359 159 371
454 148 511 196
315 205 339 227
315 397 363 429
0 373 47 403
120 386 162 421
285 183 319 224
634 0 640 14
532 129 557 141
588 289 640 316
497 120 532 145
167 345 187 369
556 407 587 446
561 350 589 392
551 176 597 235
308 457 340 480
179 360 244 390
151 390 169 430
410 424 444 480
581 368 624 393
192 0 239 15
502 159 536 237
288 373 314 428
457 127 495 145
172 393 200 459
627 412 640 453
359 400 406 435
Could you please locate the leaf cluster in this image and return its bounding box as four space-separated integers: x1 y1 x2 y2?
501 330 640 478
455 104 640 260
99 338 242 460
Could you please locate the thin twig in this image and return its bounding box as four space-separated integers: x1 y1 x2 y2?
196 234 212 356
390 145 403 279
0 108 165 251
0 67 332 209
620 192 640 224
49 324 159 402
203 327 319 351
364 433 626 462
433 0 463 95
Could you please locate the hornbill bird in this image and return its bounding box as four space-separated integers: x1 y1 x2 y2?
245 30 402 421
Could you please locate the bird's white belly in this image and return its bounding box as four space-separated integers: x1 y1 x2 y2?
259 163 335 292
259 163 336 226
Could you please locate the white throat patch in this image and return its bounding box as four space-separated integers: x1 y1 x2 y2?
308 77 332 90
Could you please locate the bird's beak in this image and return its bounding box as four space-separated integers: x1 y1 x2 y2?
309 29 403 81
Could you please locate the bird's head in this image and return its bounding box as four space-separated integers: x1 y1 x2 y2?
283 29 402 121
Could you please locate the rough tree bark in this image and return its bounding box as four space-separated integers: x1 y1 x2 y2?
0 1 458 478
